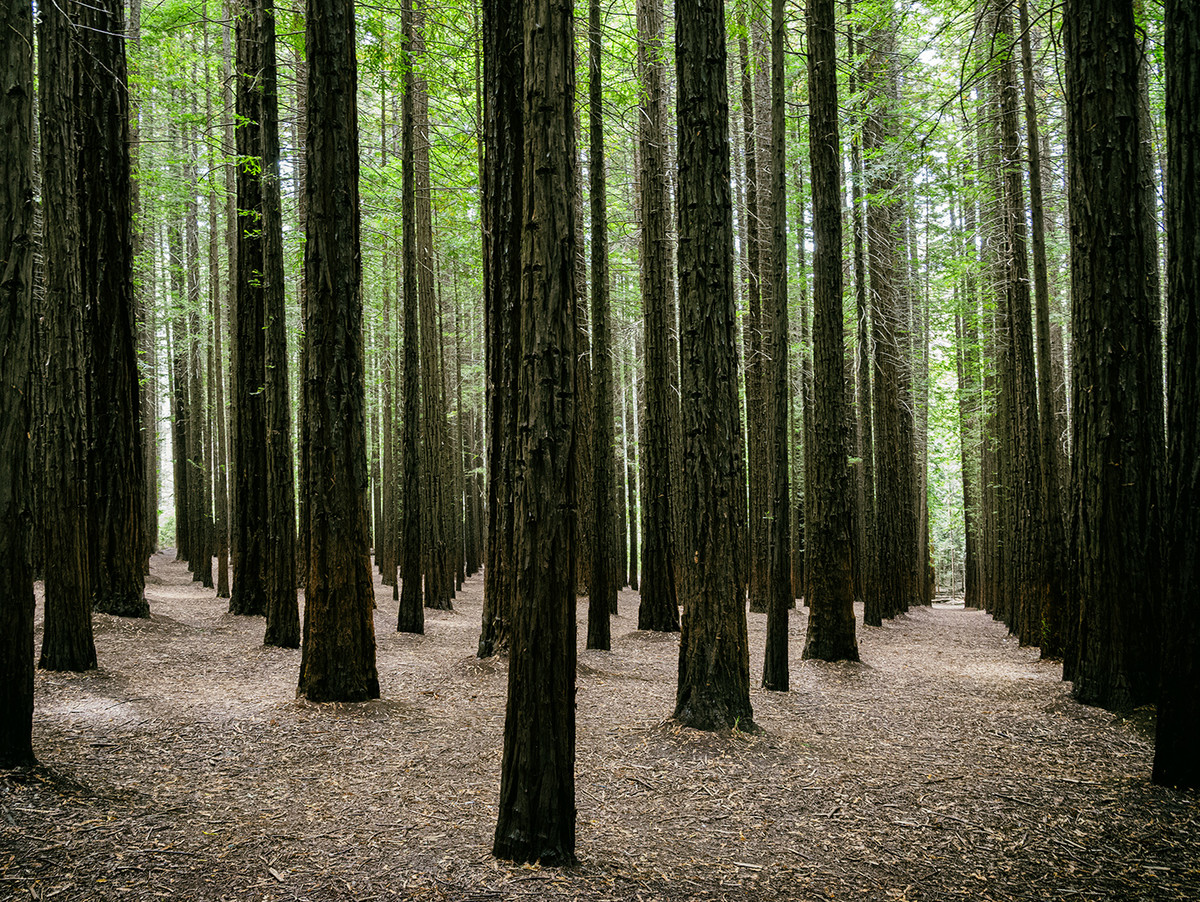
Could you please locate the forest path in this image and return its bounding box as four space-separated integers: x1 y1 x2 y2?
4 553 1197 901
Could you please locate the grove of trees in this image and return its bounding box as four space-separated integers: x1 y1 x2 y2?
1 0 1197 861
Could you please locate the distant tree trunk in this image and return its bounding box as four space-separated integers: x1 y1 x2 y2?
586 0 614 650
627 337 641 593
492 0 577 863
206 21 231 600
80 0 147 617
397 0 425 634
415 5 453 614
221 1 238 587
1064 0 1164 711
1018 0 1063 656
295 17 311 588
863 11 906 627
760 0 791 689
184 98 213 590
230 0 272 617
0 0 37 765
635 0 678 633
738 8 767 615
802 0 858 663
37 0 97 671
478 0 522 658
673 0 754 732
1155 0 1200 791
260 0 299 648
297 0 380 702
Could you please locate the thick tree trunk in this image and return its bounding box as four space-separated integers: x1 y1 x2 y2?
1156 0 1200 790
81 0 147 616
38 0 97 671
297 0 380 702
672 0 754 732
492 0 577 862
1065 0 1164 711
0 0 37 764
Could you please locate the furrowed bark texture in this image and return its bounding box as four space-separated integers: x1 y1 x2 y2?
492 0 578 864
298 0 380 702
672 0 753 733
0 0 36 765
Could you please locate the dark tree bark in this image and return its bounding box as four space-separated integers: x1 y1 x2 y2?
0 0 37 765
79 0 147 617
626 339 640 594
37 0 97 673
673 0 754 732
586 0 614 650
635 0 679 633
1065 0 1164 711
492 0 577 863
478 0 522 658
297 0 380 703
802 0 858 664
863 11 908 627
1155 0 1200 790
261 0 299 647
397 0 425 634
1018 0 1064 657
230 0 272 618
761 0 791 689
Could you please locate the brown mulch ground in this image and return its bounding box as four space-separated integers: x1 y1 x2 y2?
4 552 1198 902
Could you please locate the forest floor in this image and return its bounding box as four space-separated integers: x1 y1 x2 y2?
3 553 1198 902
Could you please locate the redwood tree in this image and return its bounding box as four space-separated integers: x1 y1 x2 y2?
0 0 36 766
492 0 578 863
297 0 380 703
672 0 754 732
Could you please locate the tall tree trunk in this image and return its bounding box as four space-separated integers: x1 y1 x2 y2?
478 0 523 658
586 0 615 649
398 0 425 634
673 0 754 732
0 0 37 764
37 0 97 671
802 0 858 663
1155 0 1200 791
761 0 792 687
491 0 577 862
82 0 147 616
230 0 272 617
635 0 679 632
297 0 380 702
1064 0 1164 710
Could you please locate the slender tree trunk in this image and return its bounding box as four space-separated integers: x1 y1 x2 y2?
586 0 615 649
635 0 678 631
0 0 37 764
761 0 792 687
297 0 380 702
398 0 426 634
